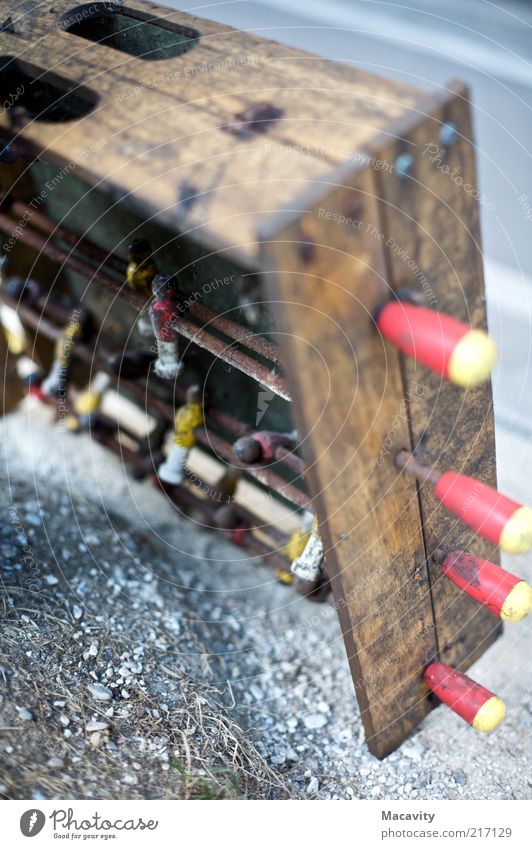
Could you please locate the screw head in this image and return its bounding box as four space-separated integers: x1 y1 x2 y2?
439 122 458 146
345 193 362 218
395 153 414 180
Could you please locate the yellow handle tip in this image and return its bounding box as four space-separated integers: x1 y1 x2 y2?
499 506 532 554
472 696 506 732
501 580 532 621
447 330 496 387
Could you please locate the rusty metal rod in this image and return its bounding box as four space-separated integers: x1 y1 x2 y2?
0 211 290 400
189 301 281 364
395 449 441 485
7 202 283 366
11 201 127 276
270 444 306 476
162 478 291 569
197 427 310 510
1 290 304 504
0 210 145 309
176 316 290 399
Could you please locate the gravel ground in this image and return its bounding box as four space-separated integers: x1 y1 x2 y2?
0 399 531 800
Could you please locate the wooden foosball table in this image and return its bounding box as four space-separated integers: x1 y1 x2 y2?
1 0 530 758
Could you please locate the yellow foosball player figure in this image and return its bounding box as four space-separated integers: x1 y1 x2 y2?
290 511 324 583
126 238 159 337
41 308 92 397
158 385 203 486
64 372 111 432
126 238 158 299
276 514 314 585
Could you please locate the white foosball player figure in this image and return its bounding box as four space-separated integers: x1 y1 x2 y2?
290 511 324 583
158 385 203 486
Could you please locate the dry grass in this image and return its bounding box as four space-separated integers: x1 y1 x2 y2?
0 481 287 800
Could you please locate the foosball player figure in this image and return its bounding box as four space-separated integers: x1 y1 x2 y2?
64 372 111 433
3 275 42 307
290 511 330 601
107 350 156 380
213 502 249 546
157 385 203 486
132 421 167 481
126 238 158 336
210 467 241 505
126 238 158 298
150 274 184 379
233 430 298 464
276 515 314 585
16 357 44 398
41 308 92 397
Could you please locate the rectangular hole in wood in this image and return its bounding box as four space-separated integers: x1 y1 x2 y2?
0 57 98 122
58 3 200 61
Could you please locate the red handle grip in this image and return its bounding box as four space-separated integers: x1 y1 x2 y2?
424 662 505 732
437 550 532 621
433 472 532 554
377 302 495 387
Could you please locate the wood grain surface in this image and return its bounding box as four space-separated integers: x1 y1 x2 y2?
260 161 439 758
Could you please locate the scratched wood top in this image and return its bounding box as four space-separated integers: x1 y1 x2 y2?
0 0 424 267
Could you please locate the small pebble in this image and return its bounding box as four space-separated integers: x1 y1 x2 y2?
88 683 113 701
16 706 33 722
452 769 468 786
306 777 319 795
303 714 327 730
86 720 108 732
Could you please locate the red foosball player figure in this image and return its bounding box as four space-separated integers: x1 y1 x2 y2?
150 274 183 379
233 429 298 464
158 385 203 486
290 511 324 583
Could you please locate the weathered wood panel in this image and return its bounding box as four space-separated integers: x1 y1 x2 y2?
370 85 502 671
260 162 438 758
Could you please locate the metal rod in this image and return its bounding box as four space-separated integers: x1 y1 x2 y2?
190 301 281 364
197 427 310 510
7 202 283 366
0 211 145 309
0 211 290 400
11 201 127 276
176 316 290 399
395 449 441 485
271 444 307 476
1 289 305 505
